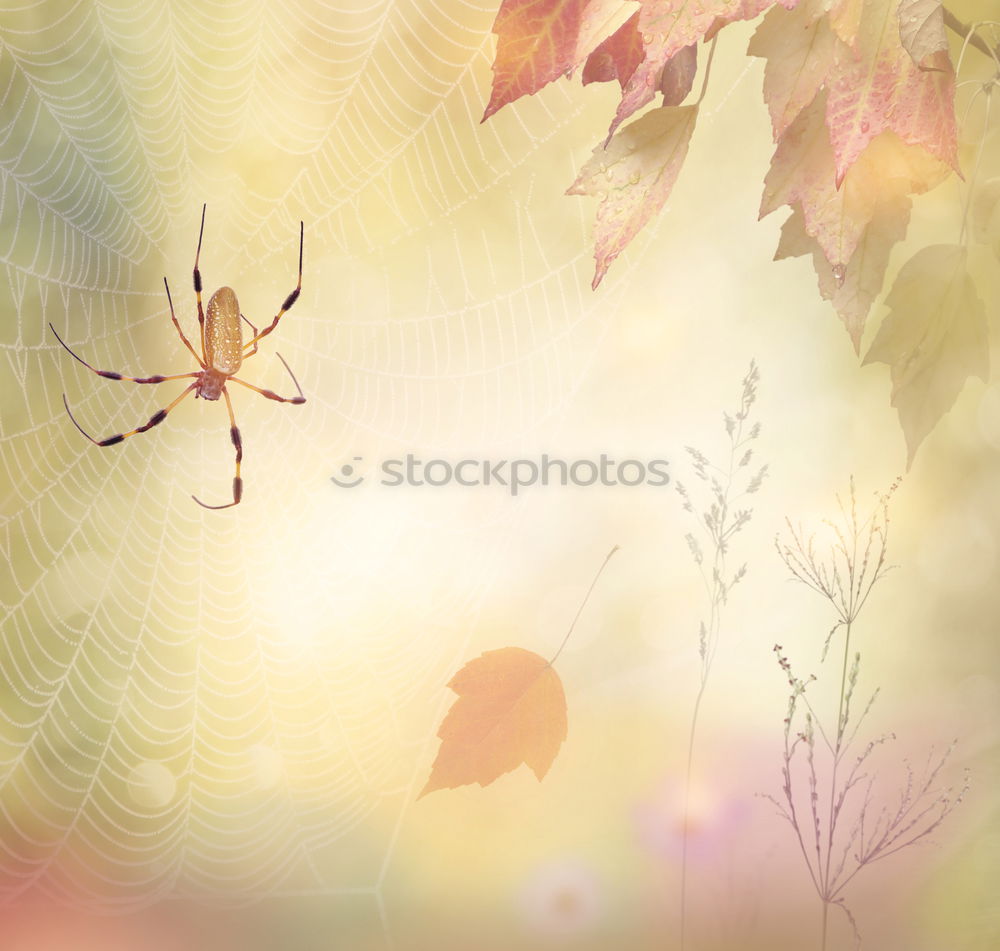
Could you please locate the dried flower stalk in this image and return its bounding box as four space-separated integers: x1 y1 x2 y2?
768 483 967 949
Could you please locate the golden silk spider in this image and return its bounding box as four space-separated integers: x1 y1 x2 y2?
51 205 306 510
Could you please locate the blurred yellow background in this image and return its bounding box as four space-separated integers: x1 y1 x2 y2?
0 1 996 949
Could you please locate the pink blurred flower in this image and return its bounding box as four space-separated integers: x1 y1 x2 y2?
635 775 751 864
517 858 604 936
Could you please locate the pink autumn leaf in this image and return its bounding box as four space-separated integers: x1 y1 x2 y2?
607 0 796 138
658 43 698 106
824 0 957 184
705 0 801 43
761 94 947 269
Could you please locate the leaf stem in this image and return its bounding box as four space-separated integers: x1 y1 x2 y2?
943 10 998 62
958 86 993 245
548 545 620 666
696 35 719 107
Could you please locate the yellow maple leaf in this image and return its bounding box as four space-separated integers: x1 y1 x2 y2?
776 196 910 352
748 0 836 141
568 103 697 289
864 244 988 465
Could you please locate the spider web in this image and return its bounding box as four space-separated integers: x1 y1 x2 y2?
0 0 756 931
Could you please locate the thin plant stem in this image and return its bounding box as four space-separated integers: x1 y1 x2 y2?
676 364 765 950
959 88 993 246
680 665 709 951
773 484 966 950
943 10 999 62
548 545 619 667
821 620 852 949
680 441 731 950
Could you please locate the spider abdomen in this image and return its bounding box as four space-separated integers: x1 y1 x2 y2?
205 286 243 375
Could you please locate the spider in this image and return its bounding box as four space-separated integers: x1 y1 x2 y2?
51 205 306 510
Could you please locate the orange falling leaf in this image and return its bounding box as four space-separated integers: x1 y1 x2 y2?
421 546 618 797
420 647 568 796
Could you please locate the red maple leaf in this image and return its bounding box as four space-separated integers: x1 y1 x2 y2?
582 11 644 88
483 0 636 120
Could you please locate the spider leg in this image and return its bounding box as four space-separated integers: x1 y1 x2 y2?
163 278 206 367
50 323 200 384
192 386 243 510
229 353 306 404
62 383 197 447
194 203 207 361
241 314 259 357
243 221 303 352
